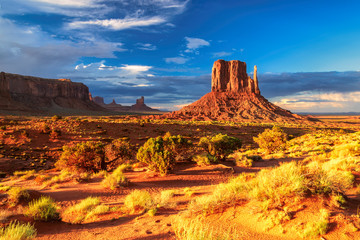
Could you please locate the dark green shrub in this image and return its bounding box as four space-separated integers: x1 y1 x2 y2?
253 126 288 154
198 133 242 161
136 133 192 175
55 141 106 174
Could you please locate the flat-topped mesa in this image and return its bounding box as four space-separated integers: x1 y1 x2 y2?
0 71 105 112
211 60 260 94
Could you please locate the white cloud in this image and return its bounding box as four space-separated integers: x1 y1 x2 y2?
0 17 124 77
29 0 100 7
271 91 360 112
68 16 166 30
213 51 233 58
165 57 189 64
120 65 152 74
184 37 210 52
73 61 153 86
136 43 157 51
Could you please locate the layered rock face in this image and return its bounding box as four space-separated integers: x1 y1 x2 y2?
165 60 307 122
0 72 104 113
211 60 260 94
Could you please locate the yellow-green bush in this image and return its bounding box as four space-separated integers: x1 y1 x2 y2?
253 126 287 154
26 196 60 221
198 133 242 161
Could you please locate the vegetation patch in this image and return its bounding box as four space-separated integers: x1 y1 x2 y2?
26 196 60 221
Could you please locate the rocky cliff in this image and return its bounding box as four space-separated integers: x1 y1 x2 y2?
0 72 105 114
165 60 308 122
211 60 260 94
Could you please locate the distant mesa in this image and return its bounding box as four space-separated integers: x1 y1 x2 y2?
0 71 105 114
165 59 309 122
93 96 160 113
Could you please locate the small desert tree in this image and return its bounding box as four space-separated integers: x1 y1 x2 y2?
105 138 135 169
136 133 192 175
198 133 242 162
55 141 106 174
253 126 288 154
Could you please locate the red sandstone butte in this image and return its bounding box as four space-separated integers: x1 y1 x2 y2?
165 60 308 122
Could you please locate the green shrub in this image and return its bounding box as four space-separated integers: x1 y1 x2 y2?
137 133 192 175
55 141 106 174
105 138 135 168
0 221 36 240
26 196 60 221
198 133 242 161
253 126 288 154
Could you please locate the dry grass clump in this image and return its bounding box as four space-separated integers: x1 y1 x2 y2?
12 170 36 181
124 189 176 216
300 209 330 238
124 190 154 214
0 221 36 240
26 196 60 221
101 164 129 190
188 160 354 230
7 187 30 206
62 196 109 224
172 215 236 240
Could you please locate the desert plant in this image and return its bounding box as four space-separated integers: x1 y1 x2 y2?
172 215 236 240
63 196 109 224
101 164 129 190
51 115 62 121
136 133 192 175
301 209 329 237
104 138 135 168
55 141 106 174
124 190 154 213
192 154 212 166
0 221 36 240
13 170 36 180
49 129 61 139
7 187 30 205
198 133 242 161
253 126 288 154
26 196 60 221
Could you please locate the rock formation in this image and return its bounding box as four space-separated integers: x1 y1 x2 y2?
93 96 160 113
0 72 105 114
165 60 308 122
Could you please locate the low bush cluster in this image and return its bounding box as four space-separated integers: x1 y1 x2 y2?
136 133 192 175
253 126 287 154
198 133 242 162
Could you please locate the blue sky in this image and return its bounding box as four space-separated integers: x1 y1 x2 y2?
1 0 360 112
